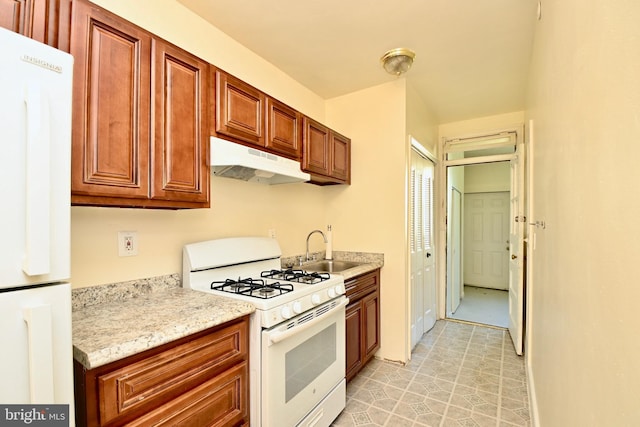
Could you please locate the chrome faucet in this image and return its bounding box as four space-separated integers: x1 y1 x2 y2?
306 229 327 261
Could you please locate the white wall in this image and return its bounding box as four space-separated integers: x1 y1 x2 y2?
526 0 640 424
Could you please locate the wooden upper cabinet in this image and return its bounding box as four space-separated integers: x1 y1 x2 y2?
70 0 209 208
330 130 351 183
70 0 151 201
215 69 302 160
215 70 265 147
266 97 301 159
302 116 351 185
0 0 70 48
151 40 209 204
302 117 330 176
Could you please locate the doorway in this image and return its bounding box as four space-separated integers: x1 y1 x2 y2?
440 128 525 354
447 165 510 327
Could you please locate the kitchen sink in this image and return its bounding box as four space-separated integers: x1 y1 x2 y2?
304 260 363 273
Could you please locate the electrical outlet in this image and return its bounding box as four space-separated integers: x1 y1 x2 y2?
268 229 277 239
118 231 138 256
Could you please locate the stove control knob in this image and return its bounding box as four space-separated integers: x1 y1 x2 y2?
311 294 321 305
335 285 345 295
292 301 303 314
328 288 336 298
281 306 292 319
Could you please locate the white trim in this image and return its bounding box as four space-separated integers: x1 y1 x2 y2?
444 153 515 167
527 362 540 427
410 136 438 164
441 125 523 146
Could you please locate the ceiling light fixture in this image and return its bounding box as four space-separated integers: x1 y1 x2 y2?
380 48 416 76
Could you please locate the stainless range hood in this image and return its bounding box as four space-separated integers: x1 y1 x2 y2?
210 136 310 185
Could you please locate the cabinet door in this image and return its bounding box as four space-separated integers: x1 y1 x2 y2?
363 290 381 359
266 97 301 159
0 0 60 45
70 0 151 201
151 39 210 207
345 302 363 381
215 70 264 146
330 131 351 183
302 116 330 176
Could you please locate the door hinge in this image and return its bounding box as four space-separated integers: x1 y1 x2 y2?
514 215 527 223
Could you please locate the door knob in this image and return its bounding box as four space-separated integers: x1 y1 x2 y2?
426 252 432 258
511 254 518 260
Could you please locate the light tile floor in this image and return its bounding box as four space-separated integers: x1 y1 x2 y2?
332 320 531 427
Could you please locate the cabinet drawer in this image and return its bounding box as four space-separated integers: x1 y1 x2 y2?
126 361 248 427
98 321 247 424
345 270 379 301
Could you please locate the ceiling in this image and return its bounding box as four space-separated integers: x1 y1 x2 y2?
176 0 537 123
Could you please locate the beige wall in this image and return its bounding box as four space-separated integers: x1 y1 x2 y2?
325 79 416 363
525 0 640 424
464 163 510 193
71 180 327 286
439 111 524 140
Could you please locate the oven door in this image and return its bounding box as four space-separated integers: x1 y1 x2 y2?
261 297 348 427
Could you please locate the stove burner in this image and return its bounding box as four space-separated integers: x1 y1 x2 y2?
260 269 330 284
211 277 294 299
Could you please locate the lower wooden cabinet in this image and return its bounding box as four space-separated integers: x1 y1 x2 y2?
74 316 249 427
345 269 380 381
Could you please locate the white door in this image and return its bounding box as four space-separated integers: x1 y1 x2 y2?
410 150 436 350
508 141 525 355
464 192 510 290
449 188 463 314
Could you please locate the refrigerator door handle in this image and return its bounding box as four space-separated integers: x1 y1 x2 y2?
23 304 55 403
23 83 51 276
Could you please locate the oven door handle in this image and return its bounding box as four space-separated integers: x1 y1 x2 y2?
268 297 349 347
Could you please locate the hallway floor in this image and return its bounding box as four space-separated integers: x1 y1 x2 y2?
332 320 531 426
449 286 509 328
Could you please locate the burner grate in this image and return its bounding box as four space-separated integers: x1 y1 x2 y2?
211 277 294 299
261 269 330 284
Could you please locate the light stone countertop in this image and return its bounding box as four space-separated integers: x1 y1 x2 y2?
72 251 382 370
72 286 254 370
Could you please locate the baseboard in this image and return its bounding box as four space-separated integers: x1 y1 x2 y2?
526 357 540 427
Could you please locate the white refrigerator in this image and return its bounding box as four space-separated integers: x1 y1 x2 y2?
0 27 75 423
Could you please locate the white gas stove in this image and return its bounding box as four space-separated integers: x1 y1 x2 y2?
183 237 347 427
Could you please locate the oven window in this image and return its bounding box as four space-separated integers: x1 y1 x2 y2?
285 324 336 402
